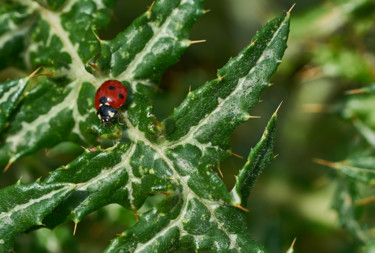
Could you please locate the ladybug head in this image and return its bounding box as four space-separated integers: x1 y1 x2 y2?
97 104 118 124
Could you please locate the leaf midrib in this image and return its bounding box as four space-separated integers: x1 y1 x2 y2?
165 14 289 147
124 115 242 251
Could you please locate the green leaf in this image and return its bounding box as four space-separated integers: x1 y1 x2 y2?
0 1 33 70
0 0 206 171
0 77 29 131
0 181 75 252
317 151 375 185
231 109 278 206
332 179 369 242
342 94 375 146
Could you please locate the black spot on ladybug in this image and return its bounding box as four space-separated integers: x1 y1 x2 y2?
119 94 124 99
108 86 115 90
99 96 108 104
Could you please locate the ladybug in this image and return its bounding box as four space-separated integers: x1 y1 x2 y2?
95 80 128 124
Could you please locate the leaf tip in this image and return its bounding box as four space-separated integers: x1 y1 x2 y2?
73 222 78 236
217 167 224 177
313 158 336 168
147 1 155 13
287 237 297 253
218 74 226 81
189 40 206 45
92 29 101 42
16 176 23 184
4 161 12 172
249 115 261 119
274 101 283 115
235 204 249 212
345 88 365 95
231 152 244 159
28 67 42 79
288 3 296 14
356 196 375 206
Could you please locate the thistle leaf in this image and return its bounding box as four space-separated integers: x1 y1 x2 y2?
0 78 28 131
0 182 75 252
0 1 290 251
317 151 375 185
231 109 278 206
0 0 205 170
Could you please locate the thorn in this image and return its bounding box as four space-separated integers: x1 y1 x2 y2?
275 101 283 115
217 167 223 178
190 40 206 45
188 85 191 93
235 204 249 212
287 237 297 252
92 29 101 42
249 115 261 119
57 165 67 170
154 116 161 127
204 9 211 14
73 222 78 235
251 39 257 45
28 66 42 79
288 3 296 13
313 158 336 168
218 75 226 81
356 196 375 206
147 1 155 13
345 88 365 95
133 209 139 222
232 152 244 159
4 161 12 172
274 154 279 159
88 62 98 71
80 146 97 152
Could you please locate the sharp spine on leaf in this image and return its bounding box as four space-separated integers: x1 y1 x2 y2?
231 152 244 159
275 101 283 115
249 115 261 119
217 167 224 177
218 75 226 81
288 3 296 13
356 196 375 206
190 40 206 45
4 161 12 172
147 1 155 13
235 204 249 212
73 222 78 235
313 158 336 168
27 66 42 79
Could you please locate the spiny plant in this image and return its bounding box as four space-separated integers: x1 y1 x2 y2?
316 87 375 249
298 0 375 249
0 0 290 252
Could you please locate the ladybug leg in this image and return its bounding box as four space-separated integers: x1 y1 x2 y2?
103 121 113 128
117 113 125 125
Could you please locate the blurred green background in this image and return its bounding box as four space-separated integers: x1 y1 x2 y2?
2 0 375 252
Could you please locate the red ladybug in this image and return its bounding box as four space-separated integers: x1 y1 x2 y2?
95 80 128 124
